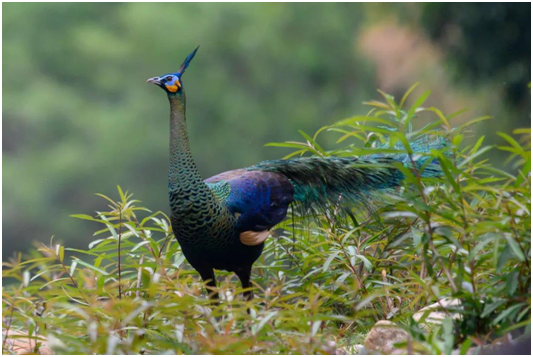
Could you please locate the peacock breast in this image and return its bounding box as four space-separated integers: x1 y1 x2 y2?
169 188 237 250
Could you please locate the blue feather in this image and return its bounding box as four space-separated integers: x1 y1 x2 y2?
178 46 200 75
206 170 294 232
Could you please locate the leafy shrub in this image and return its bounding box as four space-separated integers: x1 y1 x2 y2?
3 86 530 354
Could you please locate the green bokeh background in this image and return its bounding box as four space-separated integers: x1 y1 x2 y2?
3 3 530 258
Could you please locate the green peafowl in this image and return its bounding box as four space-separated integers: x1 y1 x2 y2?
146 47 445 302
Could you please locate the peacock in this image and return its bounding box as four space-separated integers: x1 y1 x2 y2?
146 47 445 302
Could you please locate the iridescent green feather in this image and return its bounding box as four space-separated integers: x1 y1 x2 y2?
207 181 232 202
248 135 448 219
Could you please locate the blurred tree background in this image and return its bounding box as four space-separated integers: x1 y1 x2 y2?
2 3 530 258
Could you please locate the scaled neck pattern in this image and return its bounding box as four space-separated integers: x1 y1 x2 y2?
167 90 235 248
168 91 204 190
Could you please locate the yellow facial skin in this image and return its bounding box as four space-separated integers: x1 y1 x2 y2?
166 79 181 93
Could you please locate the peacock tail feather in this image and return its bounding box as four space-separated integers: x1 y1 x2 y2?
248 134 448 220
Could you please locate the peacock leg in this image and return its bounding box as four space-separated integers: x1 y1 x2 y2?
235 266 254 302
198 268 219 301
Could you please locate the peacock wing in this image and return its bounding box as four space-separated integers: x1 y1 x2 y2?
205 169 295 246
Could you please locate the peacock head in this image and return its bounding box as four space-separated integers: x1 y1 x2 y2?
146 46 199 94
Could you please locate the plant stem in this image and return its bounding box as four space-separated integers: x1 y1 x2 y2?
2 299 16 353
136 255 144 298
118 206 122 299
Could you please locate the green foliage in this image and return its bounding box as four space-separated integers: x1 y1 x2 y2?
3 89 530 354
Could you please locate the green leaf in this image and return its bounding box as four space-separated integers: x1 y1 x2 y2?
69 214 106 223
434 151 460 193
423 106 450 129
117 185 126 203
362 100 392 110
139 211 165 227
377 89 401 119
94 254 105 268
355 254 372 271
497 132 526 157
493 303 526 325
132 240 151 252
39 277 71 289
95 193 117 206
497 244 513 272
493 233 501 268
298 130 326 155
58 245 64 262
506 271 519 295
333 115 395 128
399 82 419 109
505 236 526 261
252 311 278 336
469 233 501 263
173 253 186 267
356 294 378 310
99 213 119 240
456 116 492 132
124 223 139 237
447 107 469 120
405 90 430 126
459 338 473 355
515 157 531 187
72 259 109 276
481 299 506 318
264 142 313 150
442 317 454 354
458 145 492 168
322 251 341 272
69 260 78 277
469 135 485 155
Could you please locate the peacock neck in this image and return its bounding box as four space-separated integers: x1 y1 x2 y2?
166 90 234 246
168 91 205 192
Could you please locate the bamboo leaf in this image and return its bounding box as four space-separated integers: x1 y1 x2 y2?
405 90 430 126
505 236 526 261
399 82 420 109
72 259 110 276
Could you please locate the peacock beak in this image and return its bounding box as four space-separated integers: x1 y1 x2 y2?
146 77 162 85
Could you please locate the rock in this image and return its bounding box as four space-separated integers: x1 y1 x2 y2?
413 298 462 325
364 320 410 354
453 338 532 355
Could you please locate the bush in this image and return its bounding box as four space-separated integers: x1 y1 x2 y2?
3 86 530 354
